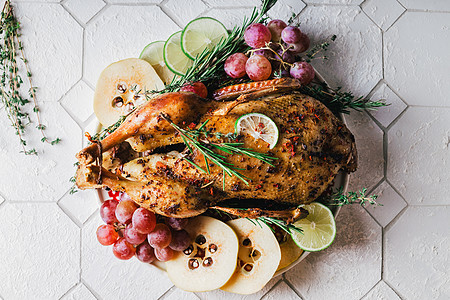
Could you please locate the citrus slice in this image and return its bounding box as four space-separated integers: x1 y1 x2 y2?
235 113 279 149
139 41 177 85
181 17 228 60
291 202 336 252
163 31 193 76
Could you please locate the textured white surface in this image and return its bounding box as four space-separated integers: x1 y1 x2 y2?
365 181 406 227
361 0 405 31
384 12 450 106
0 0 449 299
285 205 382 300
387 107 450 205
385 206 450 299
368 82 407 128
0 203 80 299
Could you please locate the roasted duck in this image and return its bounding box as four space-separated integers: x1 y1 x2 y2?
76 78 357 218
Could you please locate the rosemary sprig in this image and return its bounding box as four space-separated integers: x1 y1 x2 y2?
161 114 277 189
254 216 303 235
320 187 381 207
0 0 59 154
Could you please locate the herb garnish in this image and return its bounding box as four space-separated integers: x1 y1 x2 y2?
320 187 381 207
0 0 59 154
160 114 277 190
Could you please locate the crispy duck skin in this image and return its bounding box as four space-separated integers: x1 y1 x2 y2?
76 79 357 218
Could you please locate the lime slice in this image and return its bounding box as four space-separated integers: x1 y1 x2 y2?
181 17 228 60
163 31 193 76
235 113 279 149
291 202 336 252
140 41 177 85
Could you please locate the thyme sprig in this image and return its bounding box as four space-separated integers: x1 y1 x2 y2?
320 187 381 207
0 0 59 154
161 114 277 189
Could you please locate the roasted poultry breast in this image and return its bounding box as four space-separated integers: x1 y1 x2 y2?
76 78 357 218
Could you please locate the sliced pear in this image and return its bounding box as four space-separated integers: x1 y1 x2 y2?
93 58 165 127
165 216 239 292
277 234 303 272
221 218 281 295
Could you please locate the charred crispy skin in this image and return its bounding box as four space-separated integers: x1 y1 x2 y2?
76 79 357 218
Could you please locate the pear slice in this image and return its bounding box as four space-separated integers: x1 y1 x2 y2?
277 234 303 272
93 58 165 127
165 216 239 292
221 218 281 295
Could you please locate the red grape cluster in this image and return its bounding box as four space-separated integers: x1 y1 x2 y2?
224 20 315 85
96 192 191 263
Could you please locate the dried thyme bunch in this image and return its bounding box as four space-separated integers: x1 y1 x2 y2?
0 0 59 155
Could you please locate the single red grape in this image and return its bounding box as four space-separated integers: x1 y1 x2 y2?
169 229 191 251
100 200 118 224
96 224 119 246
244 23 271 48
281 26 303 44
245 54 272 81
165 217 189 231
132 208 156 234
286 34 310 54
113 238 136 260
147 223 172 249
136 241 156 263
290 61 315 84
154 247 174 262
276 48 295 64
115 200 138 224
118 192 131 202
252 49 274 60
180 82 208 98
267 19 287 42
124 224 147 245
224 53 248 79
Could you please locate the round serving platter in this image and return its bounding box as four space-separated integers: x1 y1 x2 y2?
94 70 349 277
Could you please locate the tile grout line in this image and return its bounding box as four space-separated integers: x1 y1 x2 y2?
81 278 102 300
157 285 175 300
282 275 306 299
260 279 285 299
358 279 382 300
58 281 79 300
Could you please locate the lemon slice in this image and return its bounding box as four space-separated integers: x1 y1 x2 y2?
163 31 193 76
291 202 336 252
181 17 228 60
139 41 177 85
235 113 279 149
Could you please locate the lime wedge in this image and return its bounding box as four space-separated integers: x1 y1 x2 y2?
140 41 177 85
163 31 193 76
181 17 228 60
235 113 279 149
291 202 336 252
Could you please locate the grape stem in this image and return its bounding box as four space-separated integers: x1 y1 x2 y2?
246 41 295 70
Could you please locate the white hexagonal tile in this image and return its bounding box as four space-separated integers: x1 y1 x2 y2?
345 111 384 192
262 281 300 300
63 0 106 24
0 103 82 202
0 194 4 206
304 0 363 5
13 0 60 2
361 281 400 300
59 189 100 225
267 0 306 22
299 6 382 96
84 5 179 87
365 181 406 228
106 0 160 3
0 203 80 299
385 12 450 106
202 7 255 30
361 0 405 31
163 0 208 28
61 283 97 300
14 3 82 102
197 277 279 300
387 107 450 205
61 81 95 124
285 205 381 300
165 287 200 300
397 0 450 11
203 0 260 6
385 206 450 299
82 213 173 299
368 82 407 128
